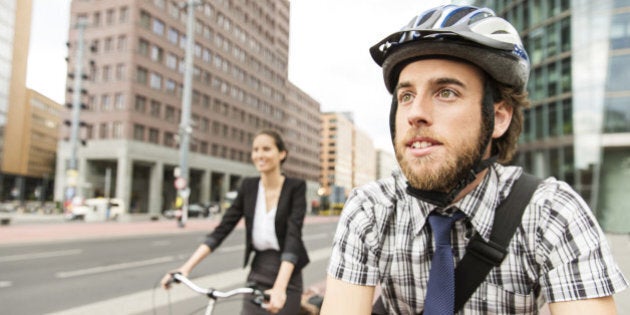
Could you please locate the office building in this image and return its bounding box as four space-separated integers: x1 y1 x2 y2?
471 0 630 232
376 149 397 180
320 112 377 202
353 128 376 187
0 0 55 203
55 0 321 215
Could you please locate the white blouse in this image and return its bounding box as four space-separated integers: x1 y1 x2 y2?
251 180 280 251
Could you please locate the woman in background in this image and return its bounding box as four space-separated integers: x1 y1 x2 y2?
161 129 309 314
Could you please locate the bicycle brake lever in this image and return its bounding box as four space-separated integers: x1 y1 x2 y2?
168 272 182 286
250 289 270 306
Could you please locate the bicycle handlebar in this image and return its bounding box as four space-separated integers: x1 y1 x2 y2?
169 273 270 305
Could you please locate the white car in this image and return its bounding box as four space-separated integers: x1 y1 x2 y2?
66 198 125 221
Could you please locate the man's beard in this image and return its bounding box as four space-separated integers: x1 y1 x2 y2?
394 124 490 192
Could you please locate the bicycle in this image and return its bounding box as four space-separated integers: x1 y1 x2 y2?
162 272 269 315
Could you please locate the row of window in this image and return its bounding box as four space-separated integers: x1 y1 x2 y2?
76 6 128 26
522 98 573 142
497 0 570 30
149 0 288 70
140 6 285 84
137 36 284 104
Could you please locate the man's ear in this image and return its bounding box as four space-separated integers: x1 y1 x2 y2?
492 101 513 139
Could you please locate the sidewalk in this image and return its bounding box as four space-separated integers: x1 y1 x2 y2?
0 213 341 246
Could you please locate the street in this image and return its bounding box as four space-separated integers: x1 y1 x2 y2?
0 218 337 314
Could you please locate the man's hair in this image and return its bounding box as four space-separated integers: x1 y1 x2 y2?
492 83 530 164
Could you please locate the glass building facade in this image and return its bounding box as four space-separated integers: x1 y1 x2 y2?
470 0 630 232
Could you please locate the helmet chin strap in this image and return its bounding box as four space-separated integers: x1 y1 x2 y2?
405 155 497 208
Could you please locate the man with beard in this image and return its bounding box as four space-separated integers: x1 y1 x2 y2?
321 4 627 315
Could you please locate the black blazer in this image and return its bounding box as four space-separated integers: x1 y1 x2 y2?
204 177 310 271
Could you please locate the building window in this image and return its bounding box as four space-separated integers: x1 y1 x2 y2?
604 96 630 133
150 100 161 117
140 11 151 29
137 67 148 84
149 128 159 144
138 38 149 56
113 122 123 139
102 65 111 81
612 13 630 49
135 95 147 113
165 105 176 122
104 37 113 52
150 73 162 90
117 35 127 51
561 99 573 135
101 94 111 111
115 93 125 110
608 54 630 91
166 53 177 69
150 45 163 62
164 132 175 146
93 11 101 26
133 124 145 141
168 2 179 19
99 123 109 138
116 63 125 80
119 6 128 23
168 27 179 45
106 9 115 25
165 79 176 94
152 18 165 35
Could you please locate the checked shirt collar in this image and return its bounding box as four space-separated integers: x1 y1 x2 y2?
393 164 524 242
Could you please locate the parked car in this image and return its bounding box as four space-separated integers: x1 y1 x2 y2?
65 198 125 221
161 202 221 219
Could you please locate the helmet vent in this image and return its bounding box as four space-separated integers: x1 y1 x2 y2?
442 7 476 27
416 9 437 27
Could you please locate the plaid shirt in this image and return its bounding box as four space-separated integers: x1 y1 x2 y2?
328 164 628 314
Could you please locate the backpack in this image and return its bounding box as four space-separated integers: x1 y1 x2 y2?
372 173 542 314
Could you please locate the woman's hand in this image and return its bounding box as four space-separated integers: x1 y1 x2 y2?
160 268 190 290
263 286 287 314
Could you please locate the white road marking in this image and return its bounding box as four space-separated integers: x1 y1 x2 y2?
151 240 172 246
0 280 12 288
0 249 83 263
49 247 332 315
55 256 175 278
216 244 244 253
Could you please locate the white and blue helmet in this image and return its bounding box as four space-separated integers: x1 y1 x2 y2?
370 4 530 93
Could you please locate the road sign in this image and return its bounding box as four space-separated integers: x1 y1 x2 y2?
179 187 191 199
174 177 187 190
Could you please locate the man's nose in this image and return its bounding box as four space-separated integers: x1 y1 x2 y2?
406 96 433 127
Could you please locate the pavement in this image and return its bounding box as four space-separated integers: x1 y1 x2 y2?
1 213 629 313
0 212 341 246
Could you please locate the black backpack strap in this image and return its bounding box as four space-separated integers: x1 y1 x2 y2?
453 173 541 312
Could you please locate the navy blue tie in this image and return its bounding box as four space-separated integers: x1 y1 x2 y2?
424 211 464 315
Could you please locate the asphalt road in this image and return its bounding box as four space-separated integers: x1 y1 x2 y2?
0 220 337 315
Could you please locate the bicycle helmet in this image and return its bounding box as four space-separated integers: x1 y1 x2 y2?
371 5 530 207
370 4 530 94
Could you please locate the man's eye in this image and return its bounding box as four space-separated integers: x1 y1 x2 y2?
399 93 413 103
438 89 456 98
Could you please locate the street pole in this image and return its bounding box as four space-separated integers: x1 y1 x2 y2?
177 0 199 227
65 20 87 213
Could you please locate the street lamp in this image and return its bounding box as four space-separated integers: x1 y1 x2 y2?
64 19 89 214
176 0 204 227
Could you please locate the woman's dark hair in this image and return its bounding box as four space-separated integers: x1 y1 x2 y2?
255 129 288 164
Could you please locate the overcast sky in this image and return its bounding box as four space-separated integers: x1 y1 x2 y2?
26 0 449 152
